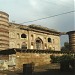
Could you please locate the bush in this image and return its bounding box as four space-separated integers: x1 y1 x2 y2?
60 55 71 62
50 55 60 63
50 54 75 71
59 55 70 71
59 55 75 71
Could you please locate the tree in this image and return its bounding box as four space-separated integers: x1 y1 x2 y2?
61 42 70 52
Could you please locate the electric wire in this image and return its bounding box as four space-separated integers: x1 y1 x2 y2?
20 10 75 24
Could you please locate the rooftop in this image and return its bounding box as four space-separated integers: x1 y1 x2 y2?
28 24 58 32
9 23 60 34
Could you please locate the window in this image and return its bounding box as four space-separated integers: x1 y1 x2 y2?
21 42 27 49
35 38 43 50
48 38 51 42
21 34 26 38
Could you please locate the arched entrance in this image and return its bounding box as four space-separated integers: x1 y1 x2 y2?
35 37 43 50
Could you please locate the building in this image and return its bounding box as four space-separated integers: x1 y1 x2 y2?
67 31 75 52
0 11 61 70
0 11 61 51
0 11 75 70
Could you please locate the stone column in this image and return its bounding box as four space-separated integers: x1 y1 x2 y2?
67 31 75 52
0 11 9 50
28 30 31 49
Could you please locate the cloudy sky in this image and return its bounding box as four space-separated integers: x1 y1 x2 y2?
0 0 75 46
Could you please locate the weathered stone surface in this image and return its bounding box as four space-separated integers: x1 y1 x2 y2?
15 52 51 69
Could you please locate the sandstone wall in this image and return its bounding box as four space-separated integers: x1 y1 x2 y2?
15 52 51 69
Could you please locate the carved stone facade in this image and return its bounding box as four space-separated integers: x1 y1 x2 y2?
0 11 61 70
9 23 60 51
0 11 75 70
0 11 61 51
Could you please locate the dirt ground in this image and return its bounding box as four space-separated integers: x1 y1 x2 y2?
0 64 75 75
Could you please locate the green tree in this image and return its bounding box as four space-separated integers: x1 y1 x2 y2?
61 42 70 52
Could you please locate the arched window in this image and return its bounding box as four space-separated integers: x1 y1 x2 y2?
48 38 51 42
21 42 27 49
21 34 26 38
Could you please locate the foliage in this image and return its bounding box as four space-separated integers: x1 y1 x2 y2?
50 54 75 71
50 55 60 63
61 42 70 52
59 55 71 62
59 54 75 71
61 42 69 50
50 54 75 63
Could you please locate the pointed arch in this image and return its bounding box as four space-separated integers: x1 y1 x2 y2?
21 42 27 49
35 37 43 50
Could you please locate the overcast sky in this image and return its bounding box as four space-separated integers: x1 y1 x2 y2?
0 0 75 46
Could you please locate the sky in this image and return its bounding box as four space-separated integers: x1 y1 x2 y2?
0 0 75 46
